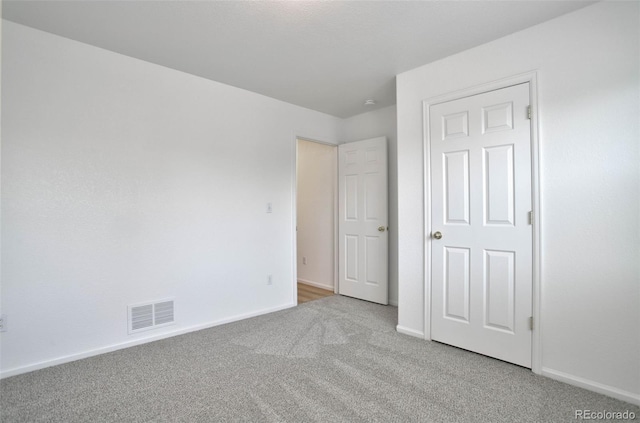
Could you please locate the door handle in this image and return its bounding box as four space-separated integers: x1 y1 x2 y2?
378 226 386 232
433 231 443 240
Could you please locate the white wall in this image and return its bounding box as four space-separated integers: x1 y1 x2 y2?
341 105 398 306
296 140 336 290
397 2 639 403
0 21 341 376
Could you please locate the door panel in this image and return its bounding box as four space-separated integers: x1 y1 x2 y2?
430 83 532 367
345 235 358 281
345 175 358 219
444 246 470 322
484 249 516 332
444 150 470 225
339 137 388 305
484 145 515 226
365 236 380 284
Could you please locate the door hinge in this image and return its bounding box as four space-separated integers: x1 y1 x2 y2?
528 211 533 225
529 316 534 331
527 105 532 120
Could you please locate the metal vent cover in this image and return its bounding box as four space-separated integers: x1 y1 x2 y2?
128 299 174 334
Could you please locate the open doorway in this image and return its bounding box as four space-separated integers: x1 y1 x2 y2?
296 138 337 304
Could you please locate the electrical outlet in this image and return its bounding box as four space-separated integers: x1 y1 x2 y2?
267 274 273 285
0 315 7 332
302 257 307 265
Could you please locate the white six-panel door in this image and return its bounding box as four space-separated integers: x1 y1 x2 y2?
430 83 533 367
338 137 388 305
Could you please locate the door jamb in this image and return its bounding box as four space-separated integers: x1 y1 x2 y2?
292 136 339 306
422 71 542 374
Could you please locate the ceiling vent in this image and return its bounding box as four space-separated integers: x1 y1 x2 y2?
128 299 175 334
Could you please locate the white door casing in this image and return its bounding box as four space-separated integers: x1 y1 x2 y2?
429 83 533 367
338 137 389 305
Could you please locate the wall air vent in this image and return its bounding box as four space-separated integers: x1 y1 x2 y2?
128 299 175 334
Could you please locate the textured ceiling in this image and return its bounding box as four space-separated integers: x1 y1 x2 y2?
3 1 593 118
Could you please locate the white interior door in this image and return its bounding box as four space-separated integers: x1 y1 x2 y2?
430 83 533 367
338 137 388 305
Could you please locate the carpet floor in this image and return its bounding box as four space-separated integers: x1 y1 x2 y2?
1 295 637 422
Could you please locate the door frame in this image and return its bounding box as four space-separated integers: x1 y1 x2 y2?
422 71 542 374
292 136 339 306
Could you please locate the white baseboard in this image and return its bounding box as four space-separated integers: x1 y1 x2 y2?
0 302 296 379
396 325 425 339
297 278 333 291
542 367 640 406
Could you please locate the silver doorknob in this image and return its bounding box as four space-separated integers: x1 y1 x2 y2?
378 226 386 232
433 231 443 240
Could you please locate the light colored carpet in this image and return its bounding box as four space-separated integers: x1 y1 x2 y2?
1 295 637 422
